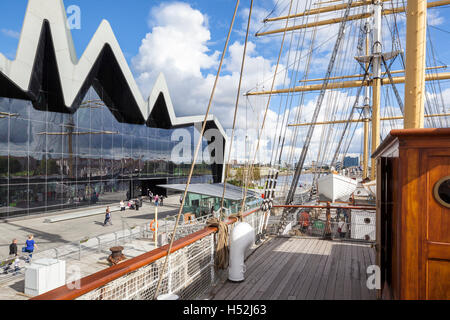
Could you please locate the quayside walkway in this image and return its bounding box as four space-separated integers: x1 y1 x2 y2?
212 237 377 300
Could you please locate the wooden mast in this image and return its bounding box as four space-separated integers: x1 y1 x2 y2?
404 0 427 129
253 0 449 181
363 5 370 180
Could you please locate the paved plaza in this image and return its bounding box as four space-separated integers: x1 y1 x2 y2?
0 195 182 257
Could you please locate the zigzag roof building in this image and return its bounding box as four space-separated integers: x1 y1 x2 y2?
0 0 226 135
0 0 227 219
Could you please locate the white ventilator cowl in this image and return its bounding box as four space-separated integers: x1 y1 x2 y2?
228 222 255 282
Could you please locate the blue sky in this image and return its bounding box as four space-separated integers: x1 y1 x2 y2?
1 0 449 165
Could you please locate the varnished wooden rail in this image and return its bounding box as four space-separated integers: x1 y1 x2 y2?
31 208 260 300
274 205 377 210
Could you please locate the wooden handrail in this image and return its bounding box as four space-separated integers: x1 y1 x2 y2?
274 205 376 211
31 208 260 300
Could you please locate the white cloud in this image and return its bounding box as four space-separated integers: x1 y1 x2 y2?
132 2 284 127
428 10 445 26
1 28 19 39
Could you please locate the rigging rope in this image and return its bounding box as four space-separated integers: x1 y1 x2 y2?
219 0 254 220
153 0 241 299
238 0 295 217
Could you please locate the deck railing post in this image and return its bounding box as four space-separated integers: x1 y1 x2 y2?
167 254 172 294
96 237 101 253
210 235 215 286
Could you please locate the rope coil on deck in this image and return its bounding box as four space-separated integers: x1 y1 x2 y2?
207 218 230 270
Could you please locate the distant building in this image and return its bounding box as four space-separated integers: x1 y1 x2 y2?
343 156 360 168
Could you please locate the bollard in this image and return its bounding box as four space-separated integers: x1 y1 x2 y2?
96 237 101 253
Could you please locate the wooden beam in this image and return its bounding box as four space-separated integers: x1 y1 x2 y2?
404 0 427 129
257 0 450 37
264 0 390 22
288 113 450 127
257 12 371 36
299 66 447 83
246 72 450 95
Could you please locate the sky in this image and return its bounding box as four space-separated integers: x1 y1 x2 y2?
1 0 449 166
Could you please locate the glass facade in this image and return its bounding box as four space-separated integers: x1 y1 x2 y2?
0 89 214 219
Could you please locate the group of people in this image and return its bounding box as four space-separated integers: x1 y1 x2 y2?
298 209 350 239
148 191 164 207
119 198 143 212
104 192 165 227
3 235 38 274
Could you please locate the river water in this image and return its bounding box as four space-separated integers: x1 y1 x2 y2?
257 173 315 189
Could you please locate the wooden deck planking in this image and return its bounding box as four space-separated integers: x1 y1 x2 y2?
294 239 330 300
350 243 363 300
213 238 282 300
356 243 372 300
343 243 354 300
332 242 348 299
313 239 335 300
266 238 318 300
262 240 322 302
323 241 342 300
213 238 282 299
213 238 377 300
257 238 315 300
240 238 304 300
360 242 377 300
277 239 323 300
219 237 299 300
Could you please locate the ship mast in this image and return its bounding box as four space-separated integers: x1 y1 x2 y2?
250 0 450 186
371 0 382 180
362 4 370 180
404 0 427 129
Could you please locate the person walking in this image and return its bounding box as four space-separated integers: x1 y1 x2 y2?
9 239 18 257
120 200 126 212
160 195 164 207
338 218 348 239
103 206 113 226
3 239 19 274
24 235 37 263
154 195 159 207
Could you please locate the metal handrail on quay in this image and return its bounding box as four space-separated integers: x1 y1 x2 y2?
31 208 261 300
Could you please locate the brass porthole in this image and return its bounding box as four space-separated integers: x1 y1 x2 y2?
433 176 450 209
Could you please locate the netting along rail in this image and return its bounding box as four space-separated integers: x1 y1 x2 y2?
66 209 265 300
77 234 215 300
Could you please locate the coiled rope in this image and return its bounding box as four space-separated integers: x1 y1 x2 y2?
206 213 242 270
206 218 230 270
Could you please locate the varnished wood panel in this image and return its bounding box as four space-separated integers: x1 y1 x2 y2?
399 147 422 299
374 129 450 300
426 152 450 243
427 260 450 300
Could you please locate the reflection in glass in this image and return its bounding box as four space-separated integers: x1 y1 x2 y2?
0 88 214 218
